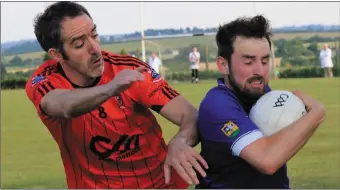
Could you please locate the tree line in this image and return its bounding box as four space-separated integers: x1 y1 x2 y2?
1 34 339 89
2 24 339 56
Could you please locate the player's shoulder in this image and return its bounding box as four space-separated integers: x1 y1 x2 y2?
25 59 67 96
199 83 243 120
33 59 59 74
101 50 149 70
201 85 240 109
26 59 59 84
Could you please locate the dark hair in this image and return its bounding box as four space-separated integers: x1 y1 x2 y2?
216 15 272 65
34 1 92 57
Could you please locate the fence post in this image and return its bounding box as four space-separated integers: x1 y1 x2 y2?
205 44 209 71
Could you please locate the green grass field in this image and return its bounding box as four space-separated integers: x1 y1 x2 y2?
5 65 38 73
3 51 46 63
1 78 340 188
304 41 339 49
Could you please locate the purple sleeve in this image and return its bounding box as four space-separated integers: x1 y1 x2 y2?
198 89 265 156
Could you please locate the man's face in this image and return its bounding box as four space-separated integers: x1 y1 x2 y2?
60 14 104 78
229 36 270 98
324 44 329 49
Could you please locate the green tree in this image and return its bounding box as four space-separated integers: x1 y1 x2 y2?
120 48 127 55
1 62 7 79
135 48 141 59
307 42 319 54
43 53 51 61
9 56 23 66
276 38 317 67
287 38 307 57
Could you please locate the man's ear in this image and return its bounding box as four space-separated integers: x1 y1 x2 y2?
216 56 229 75
48 48 64 63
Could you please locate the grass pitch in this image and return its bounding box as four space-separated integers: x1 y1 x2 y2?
1 78 339 188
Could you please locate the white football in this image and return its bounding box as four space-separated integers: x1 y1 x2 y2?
249 90 307 136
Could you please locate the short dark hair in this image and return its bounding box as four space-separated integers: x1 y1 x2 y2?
216 15 272 65
34 1 92 54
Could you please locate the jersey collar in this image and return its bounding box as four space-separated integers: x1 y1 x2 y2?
216 77 268 114
217 77 271 93
217 78 228 88
57 62 102 88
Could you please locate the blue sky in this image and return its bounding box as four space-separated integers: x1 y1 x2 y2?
1 1 339 43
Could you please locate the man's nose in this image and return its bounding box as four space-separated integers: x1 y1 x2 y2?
88 38 99 53
253 61 265 75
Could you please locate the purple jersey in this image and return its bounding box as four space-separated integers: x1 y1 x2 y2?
196 78 289 189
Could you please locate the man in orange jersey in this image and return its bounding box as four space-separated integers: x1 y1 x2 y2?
25 1 207 189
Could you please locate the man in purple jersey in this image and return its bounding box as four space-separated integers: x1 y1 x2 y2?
196 15 326 189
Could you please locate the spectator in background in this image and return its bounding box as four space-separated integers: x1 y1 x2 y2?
148 52 162 74
319 44 334 78
188 47 200 83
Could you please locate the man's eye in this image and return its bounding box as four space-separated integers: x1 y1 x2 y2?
93 34 99 38
245 62 252 65
75 43 84 48
262 59 269 65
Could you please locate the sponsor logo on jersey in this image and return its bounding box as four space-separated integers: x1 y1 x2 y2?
89 134 141 161
31 75 46 87
149 68 162 83
221 121 240 138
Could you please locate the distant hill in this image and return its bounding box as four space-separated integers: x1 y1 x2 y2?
272 24 340 32
1 41 28 51
1 24 339 56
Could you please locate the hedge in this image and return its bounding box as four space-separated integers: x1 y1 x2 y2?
164 70 222 81
1 78 27 89
278 65 339 78
164 65 339 81
1 65 339 89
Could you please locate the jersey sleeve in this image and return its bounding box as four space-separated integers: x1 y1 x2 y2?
25 74 66 118
198 89 264 157
132 68 180 113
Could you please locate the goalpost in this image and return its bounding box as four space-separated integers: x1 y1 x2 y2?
140 2 146 63
140 1 278 80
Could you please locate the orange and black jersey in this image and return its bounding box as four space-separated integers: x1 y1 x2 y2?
25 50 188 189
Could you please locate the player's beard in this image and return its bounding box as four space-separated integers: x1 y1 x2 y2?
88 53 104 77
228 73 266 112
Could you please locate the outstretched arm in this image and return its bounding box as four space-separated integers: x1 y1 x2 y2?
160 96 208 185
134 68 207 186
159 95 199 146
28 66 146 119
40 83 117 118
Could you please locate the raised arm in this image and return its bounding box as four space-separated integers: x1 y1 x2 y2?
40 83 117 118
27 66 146 119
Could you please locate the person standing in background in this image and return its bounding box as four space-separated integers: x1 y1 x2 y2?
319 44 334 78
148 52 162 74
188 47 200 83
